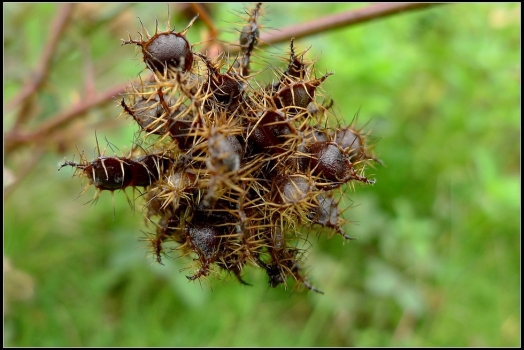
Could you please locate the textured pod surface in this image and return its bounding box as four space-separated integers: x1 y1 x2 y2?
308 142 353 184
144 33 193 73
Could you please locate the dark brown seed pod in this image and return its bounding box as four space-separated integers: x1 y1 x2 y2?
247 109 295 153
184 209 240 281
307 141 375 188
122 16 197 75
273 73 332 111
209 73 243 105
187 218 220 261
167 107 196 151
334 126 382 165
60 156 133 191
197 53 243 106
335 127 365 161
272 174 312 205
91 157 133 190
121 96 169 135
307 142 352 185
308 193 354 240
60 152 174 196
131 154 173 187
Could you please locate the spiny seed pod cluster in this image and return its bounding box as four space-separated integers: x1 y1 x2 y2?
60 3 379 293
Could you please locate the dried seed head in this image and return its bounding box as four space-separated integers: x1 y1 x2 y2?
62 3 380 294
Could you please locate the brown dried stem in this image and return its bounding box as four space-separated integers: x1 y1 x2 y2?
189 3 218 39
4 81 130 155
188 3 222 57
6 4 75 117
232 2 444 52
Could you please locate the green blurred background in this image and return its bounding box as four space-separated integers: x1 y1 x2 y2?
4 3 520 347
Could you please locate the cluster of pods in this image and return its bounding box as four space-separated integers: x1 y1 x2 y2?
60 3 378 293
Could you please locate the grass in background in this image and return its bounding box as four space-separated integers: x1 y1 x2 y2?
4 3 520 347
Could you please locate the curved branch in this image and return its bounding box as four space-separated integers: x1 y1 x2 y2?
6 4 75 115
4 81 130 154
231 3 444 52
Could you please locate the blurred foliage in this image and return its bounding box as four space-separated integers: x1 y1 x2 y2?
4 3 520 347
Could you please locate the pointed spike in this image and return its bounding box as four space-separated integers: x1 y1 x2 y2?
95 130 101 157
119 159 126 187
101 158 109 181
181 14 199 36
138 17 151 39
166 4 171 32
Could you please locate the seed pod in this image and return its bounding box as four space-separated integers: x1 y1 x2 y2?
273 174 311 205
273 73 332 111
247 110 295 153
184 209 240 281
334 126 382 164
122 16 197 75
187 216 220 260
60 156 134 191
307 141 353 185
210 74 242 105
208 133 243 173
308 141 376 189
335 127 364 161
131 154 172 187
91 157 133 190
167 107 196 151
129 33 192 74
121 97 169 135
198 53 243 106
309 193 354 239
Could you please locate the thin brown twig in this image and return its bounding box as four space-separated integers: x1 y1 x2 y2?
189 3 218 39
231 3 444 52
6 3 75 116
4 81 131 154
189 3 223 57
82 41 97 101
